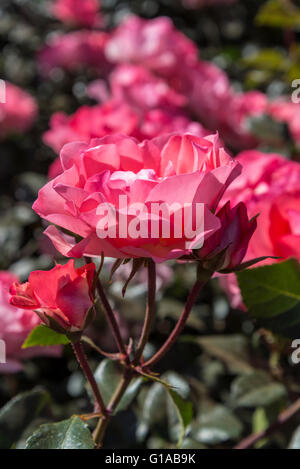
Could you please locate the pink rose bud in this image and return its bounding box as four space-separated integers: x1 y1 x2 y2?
0 271 60 373
10 261 96 334
197 201 257 272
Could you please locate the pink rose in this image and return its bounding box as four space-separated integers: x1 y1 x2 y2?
34 133 242 263
10 261 96 333
105 15 198 78
38 31 110 76
109 65 187 111
44 102 140 154
0 82 37 140
52 0 103 28
268 99 300 146
105 15 267 150
220 151 300 308
44 99 208 156
0 272 60 373
186 63 267 149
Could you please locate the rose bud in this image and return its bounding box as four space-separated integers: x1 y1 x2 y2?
10 261 96 336
197 201 257 273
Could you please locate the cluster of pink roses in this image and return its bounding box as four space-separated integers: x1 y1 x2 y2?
39 13 300 153
51 0 103 28
7 132 256 338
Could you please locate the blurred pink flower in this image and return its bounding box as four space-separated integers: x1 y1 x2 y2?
38 31 111 76
109 64 187 111
186 63 267 149
0 271 60 373
44 99 208 156
268 99 300 146
220 151 300 308
105 15 198 78
0 82 37 140
105 15 267 150
52 0 103 28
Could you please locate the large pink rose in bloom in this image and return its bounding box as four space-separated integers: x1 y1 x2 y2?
10 261 96 333
0 82 37 140
52 0 103 28
0 272 60 373
220 151 300 309
105 16 198 78
33 133 243 263
38 31 110 76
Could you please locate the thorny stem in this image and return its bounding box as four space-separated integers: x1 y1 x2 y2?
143 279 207 369
71 341 107 417
133 260 157 365
96 278 130 365
92 263 208 447
234 397 300 449
93 368 134 448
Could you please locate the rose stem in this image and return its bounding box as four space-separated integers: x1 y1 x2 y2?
96 278 130 365
72 341 107 416
143 279 207 369
234 397 300 449
133 259 157 365
93 369 133 448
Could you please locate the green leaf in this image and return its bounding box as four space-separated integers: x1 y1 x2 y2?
25 417 94 449
237 259 300 319
22 325 70 348
242 49 288 72
231 371 287 408
166 388 193 448
138 373 193 448
192 405 243 445
256 0 300 29
93 360 142 413
183 334 253 374
0 388 50 449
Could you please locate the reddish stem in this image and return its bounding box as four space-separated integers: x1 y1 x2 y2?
96 279 129 364
235 397 300 449
72 341 107 417
134 260 157 365
143 279 206 369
